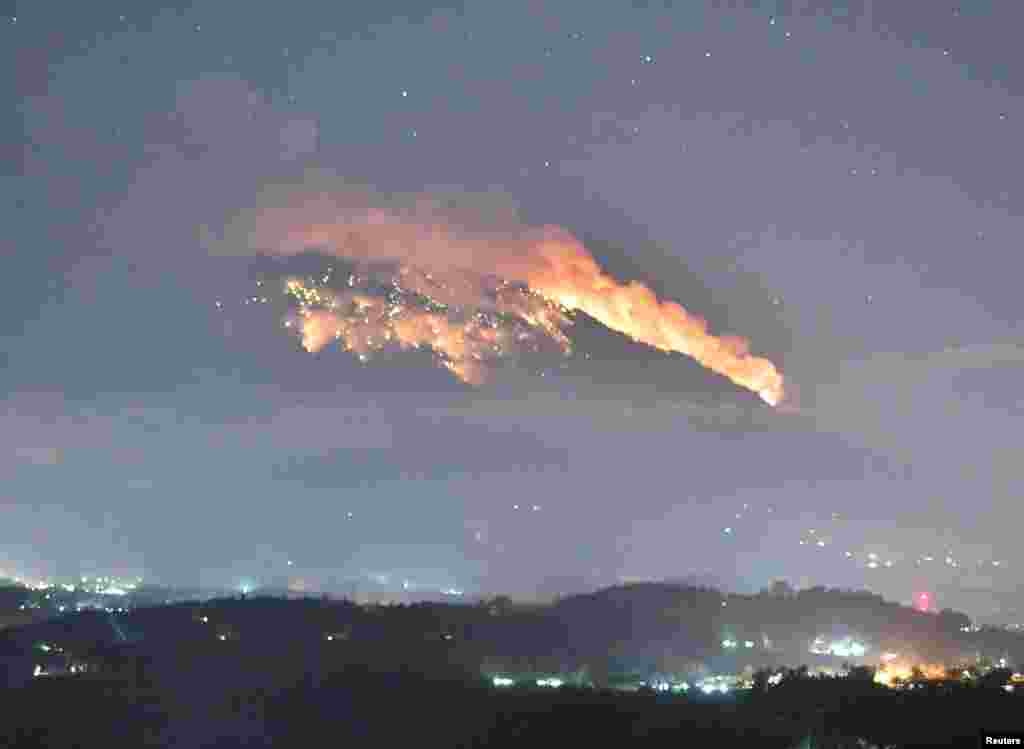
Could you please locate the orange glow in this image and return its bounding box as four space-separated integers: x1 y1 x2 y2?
526 229 784 405
290 287 563 386
251 187 785 404
874 662 947 687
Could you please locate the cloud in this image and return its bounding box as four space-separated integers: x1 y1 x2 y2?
271 414 568 489
12 447 62 467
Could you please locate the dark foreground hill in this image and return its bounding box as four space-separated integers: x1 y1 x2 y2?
3 584 1024 746
2 664 1023 748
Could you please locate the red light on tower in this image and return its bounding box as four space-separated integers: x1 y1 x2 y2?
914 592 932 613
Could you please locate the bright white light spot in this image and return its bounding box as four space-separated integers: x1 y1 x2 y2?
536 678 563 688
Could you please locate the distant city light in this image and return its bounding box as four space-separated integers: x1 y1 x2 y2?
810 636 867 658
492 676 514 687
536 677 563 688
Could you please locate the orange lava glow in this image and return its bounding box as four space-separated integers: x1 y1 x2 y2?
246 183 785 404
526 228 785 406
290 286 566 386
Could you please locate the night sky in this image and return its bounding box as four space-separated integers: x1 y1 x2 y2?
3 2 1022 615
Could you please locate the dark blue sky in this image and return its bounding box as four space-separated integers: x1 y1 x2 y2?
3 1 1022 614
